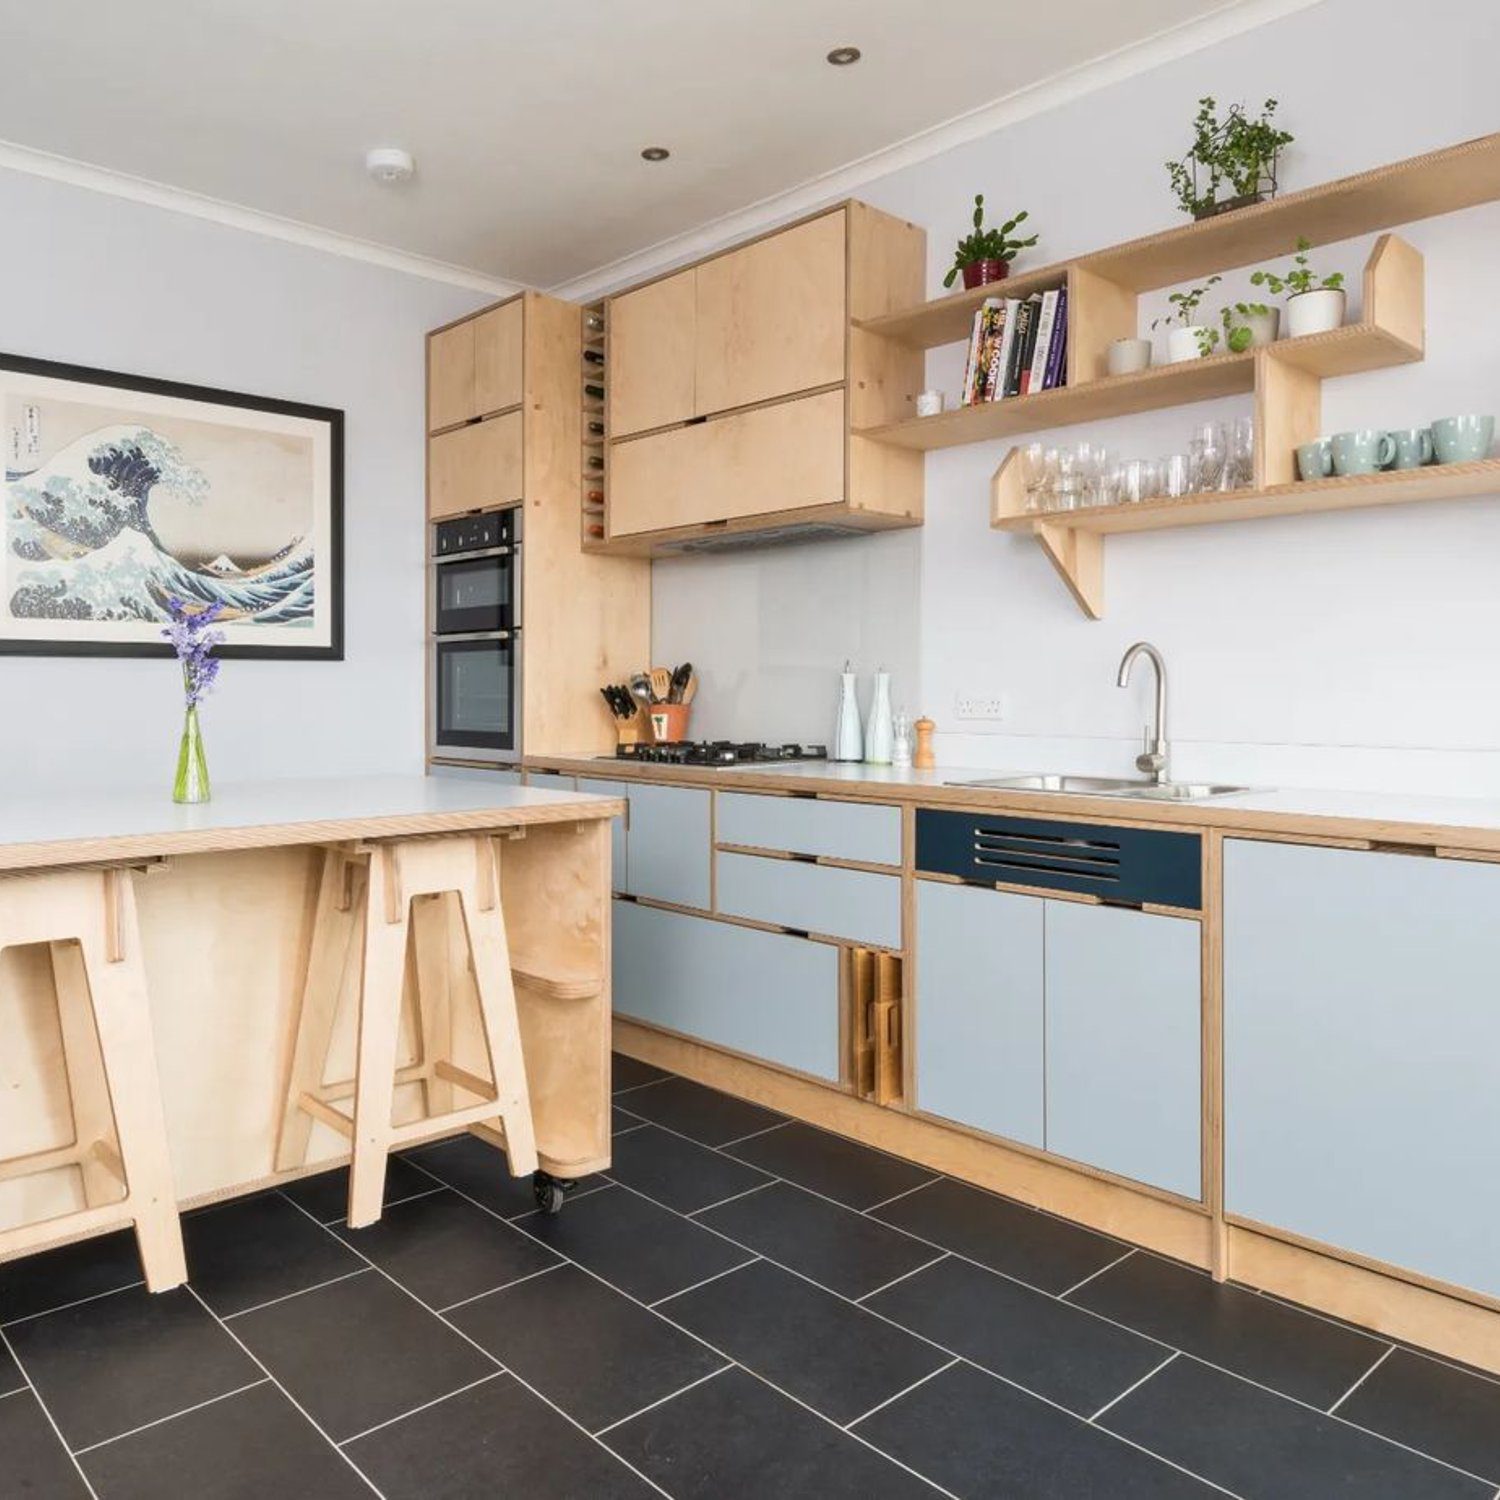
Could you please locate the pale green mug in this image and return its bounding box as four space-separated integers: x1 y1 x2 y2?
1330 429 1395 476
1295 440 1332 481
1431 414 1495 464
1389 427 1434 470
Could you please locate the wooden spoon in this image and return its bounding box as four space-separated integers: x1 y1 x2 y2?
649 666 672 703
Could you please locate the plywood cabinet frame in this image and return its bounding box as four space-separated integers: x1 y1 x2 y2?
989 234 1444 618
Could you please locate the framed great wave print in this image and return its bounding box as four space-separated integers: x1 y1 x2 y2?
2 353 343 659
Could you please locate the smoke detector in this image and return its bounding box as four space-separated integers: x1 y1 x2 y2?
366 147 415 184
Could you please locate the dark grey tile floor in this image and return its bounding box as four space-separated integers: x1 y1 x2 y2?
2 1057 1499 1498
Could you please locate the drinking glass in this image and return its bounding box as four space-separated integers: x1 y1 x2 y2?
1120 459 1151 503
1228 416 1255 489
1189 421 1227 493
1162 452 1193 498
1019 442 1048 512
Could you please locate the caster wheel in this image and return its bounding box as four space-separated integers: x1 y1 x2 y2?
533 1171 574 1216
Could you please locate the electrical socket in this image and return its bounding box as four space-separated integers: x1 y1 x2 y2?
954 693 1007 721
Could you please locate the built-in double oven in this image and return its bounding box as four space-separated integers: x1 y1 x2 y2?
430 507 522 762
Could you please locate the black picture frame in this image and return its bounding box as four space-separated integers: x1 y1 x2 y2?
1 351 344 660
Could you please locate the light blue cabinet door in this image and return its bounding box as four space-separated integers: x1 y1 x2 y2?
716 793 902 866
577 778 629 893
1224 839 1500 1298
915 881 1044 1149
613 901 840 1080
717 852 901 948
621 783 711 909
1045 902 1201 1199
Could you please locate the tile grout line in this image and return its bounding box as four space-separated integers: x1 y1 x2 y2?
338 1370 507 1447
855 1252 951 1304
591 1364 735 1437
684 1179 778 1217
1057 1248 1138 1301
223 1267 373 1321
1086 1350 1179 1424
317 1183 448 1226
71 1378 271 1456
0 1322 102 1500
436 1260 566 1315
0 1384 27 1402
0 1279 145 1329
844 1356 960 1430
609 1077 674 1099
715 1119 793 1149
650 1256 763 1309
182 1281 387 1499
863 1177 942 1214
1326 1343 1396 1416
275 1188 677 1500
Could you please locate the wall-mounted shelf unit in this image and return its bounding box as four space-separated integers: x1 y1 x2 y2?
858 131 1500 352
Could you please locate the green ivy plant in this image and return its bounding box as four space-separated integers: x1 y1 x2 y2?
1152 275 1222 353
1219 300 1275 353
942 194 1039 287
1166 97 1293 219
1251 237 1346 297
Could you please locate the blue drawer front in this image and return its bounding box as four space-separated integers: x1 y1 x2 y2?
916 808 1201 910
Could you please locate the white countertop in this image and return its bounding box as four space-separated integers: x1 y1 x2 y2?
0 774 619 870
541 754 1500 843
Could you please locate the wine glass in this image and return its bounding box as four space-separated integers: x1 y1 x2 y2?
1019 442 1048 512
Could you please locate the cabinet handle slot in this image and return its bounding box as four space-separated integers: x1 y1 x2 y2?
974 853 1121 883
1369 840 1439 858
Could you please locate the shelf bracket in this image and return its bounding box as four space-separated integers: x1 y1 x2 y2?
1034 522 1104 620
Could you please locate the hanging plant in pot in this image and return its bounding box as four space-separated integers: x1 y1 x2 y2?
942 194 1038 289
1153 276 1222 363
1251 237 1347 337
1166 96 1294 220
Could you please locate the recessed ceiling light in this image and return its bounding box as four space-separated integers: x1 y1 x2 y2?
640 146 671 162
365 147 415 184
826 45 861 66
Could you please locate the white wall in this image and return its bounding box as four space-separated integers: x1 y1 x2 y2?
0 169 484 792
651 0 1500 793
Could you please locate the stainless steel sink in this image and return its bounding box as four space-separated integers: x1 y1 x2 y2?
948 773 1251 801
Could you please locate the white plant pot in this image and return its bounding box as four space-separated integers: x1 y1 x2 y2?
1285 287 1346 338
1106 337 1152 376
1166 325 1210 364
1242 307 1280 347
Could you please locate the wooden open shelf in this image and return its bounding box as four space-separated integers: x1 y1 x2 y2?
992 454 1500 620
859 131 1500 350
859 320 1420 452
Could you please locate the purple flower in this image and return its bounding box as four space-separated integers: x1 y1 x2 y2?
161 596 227 708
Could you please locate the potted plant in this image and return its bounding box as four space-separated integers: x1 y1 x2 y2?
1251 238 1346 336
942 194 1038 289
1219 299 1280 353
1166 97 1293 219
1153 276 1222 363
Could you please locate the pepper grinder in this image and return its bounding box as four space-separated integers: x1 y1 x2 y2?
864 670 894 765
912 716 936 770
833 661 863 762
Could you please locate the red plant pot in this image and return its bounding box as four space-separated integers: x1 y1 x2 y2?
961 258 1009 289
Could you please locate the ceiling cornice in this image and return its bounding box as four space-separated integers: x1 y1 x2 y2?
0 139 524 297
546 0 1324 302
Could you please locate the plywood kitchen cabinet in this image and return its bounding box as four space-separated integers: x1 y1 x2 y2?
427 298 523 432
602 201 926 553
424 293 650 757
428 409 523 518
613 900 842 1082
1224 838 1500 1300
915 881 1045 1150
608 389 847 537
607 268 697 438
692 211 847 415
1044 901 1201 1200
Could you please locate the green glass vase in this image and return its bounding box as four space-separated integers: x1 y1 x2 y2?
172 705 211 804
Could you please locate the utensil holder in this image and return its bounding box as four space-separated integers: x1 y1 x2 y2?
648 703 691 743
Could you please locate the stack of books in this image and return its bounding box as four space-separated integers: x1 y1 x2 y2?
959 288 1068 406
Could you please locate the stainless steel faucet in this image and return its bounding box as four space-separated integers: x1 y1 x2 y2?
1117 642 1169 784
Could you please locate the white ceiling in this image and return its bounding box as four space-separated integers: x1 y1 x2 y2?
0 0 1289 290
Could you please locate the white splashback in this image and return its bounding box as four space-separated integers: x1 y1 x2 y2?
649 0 1500 795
